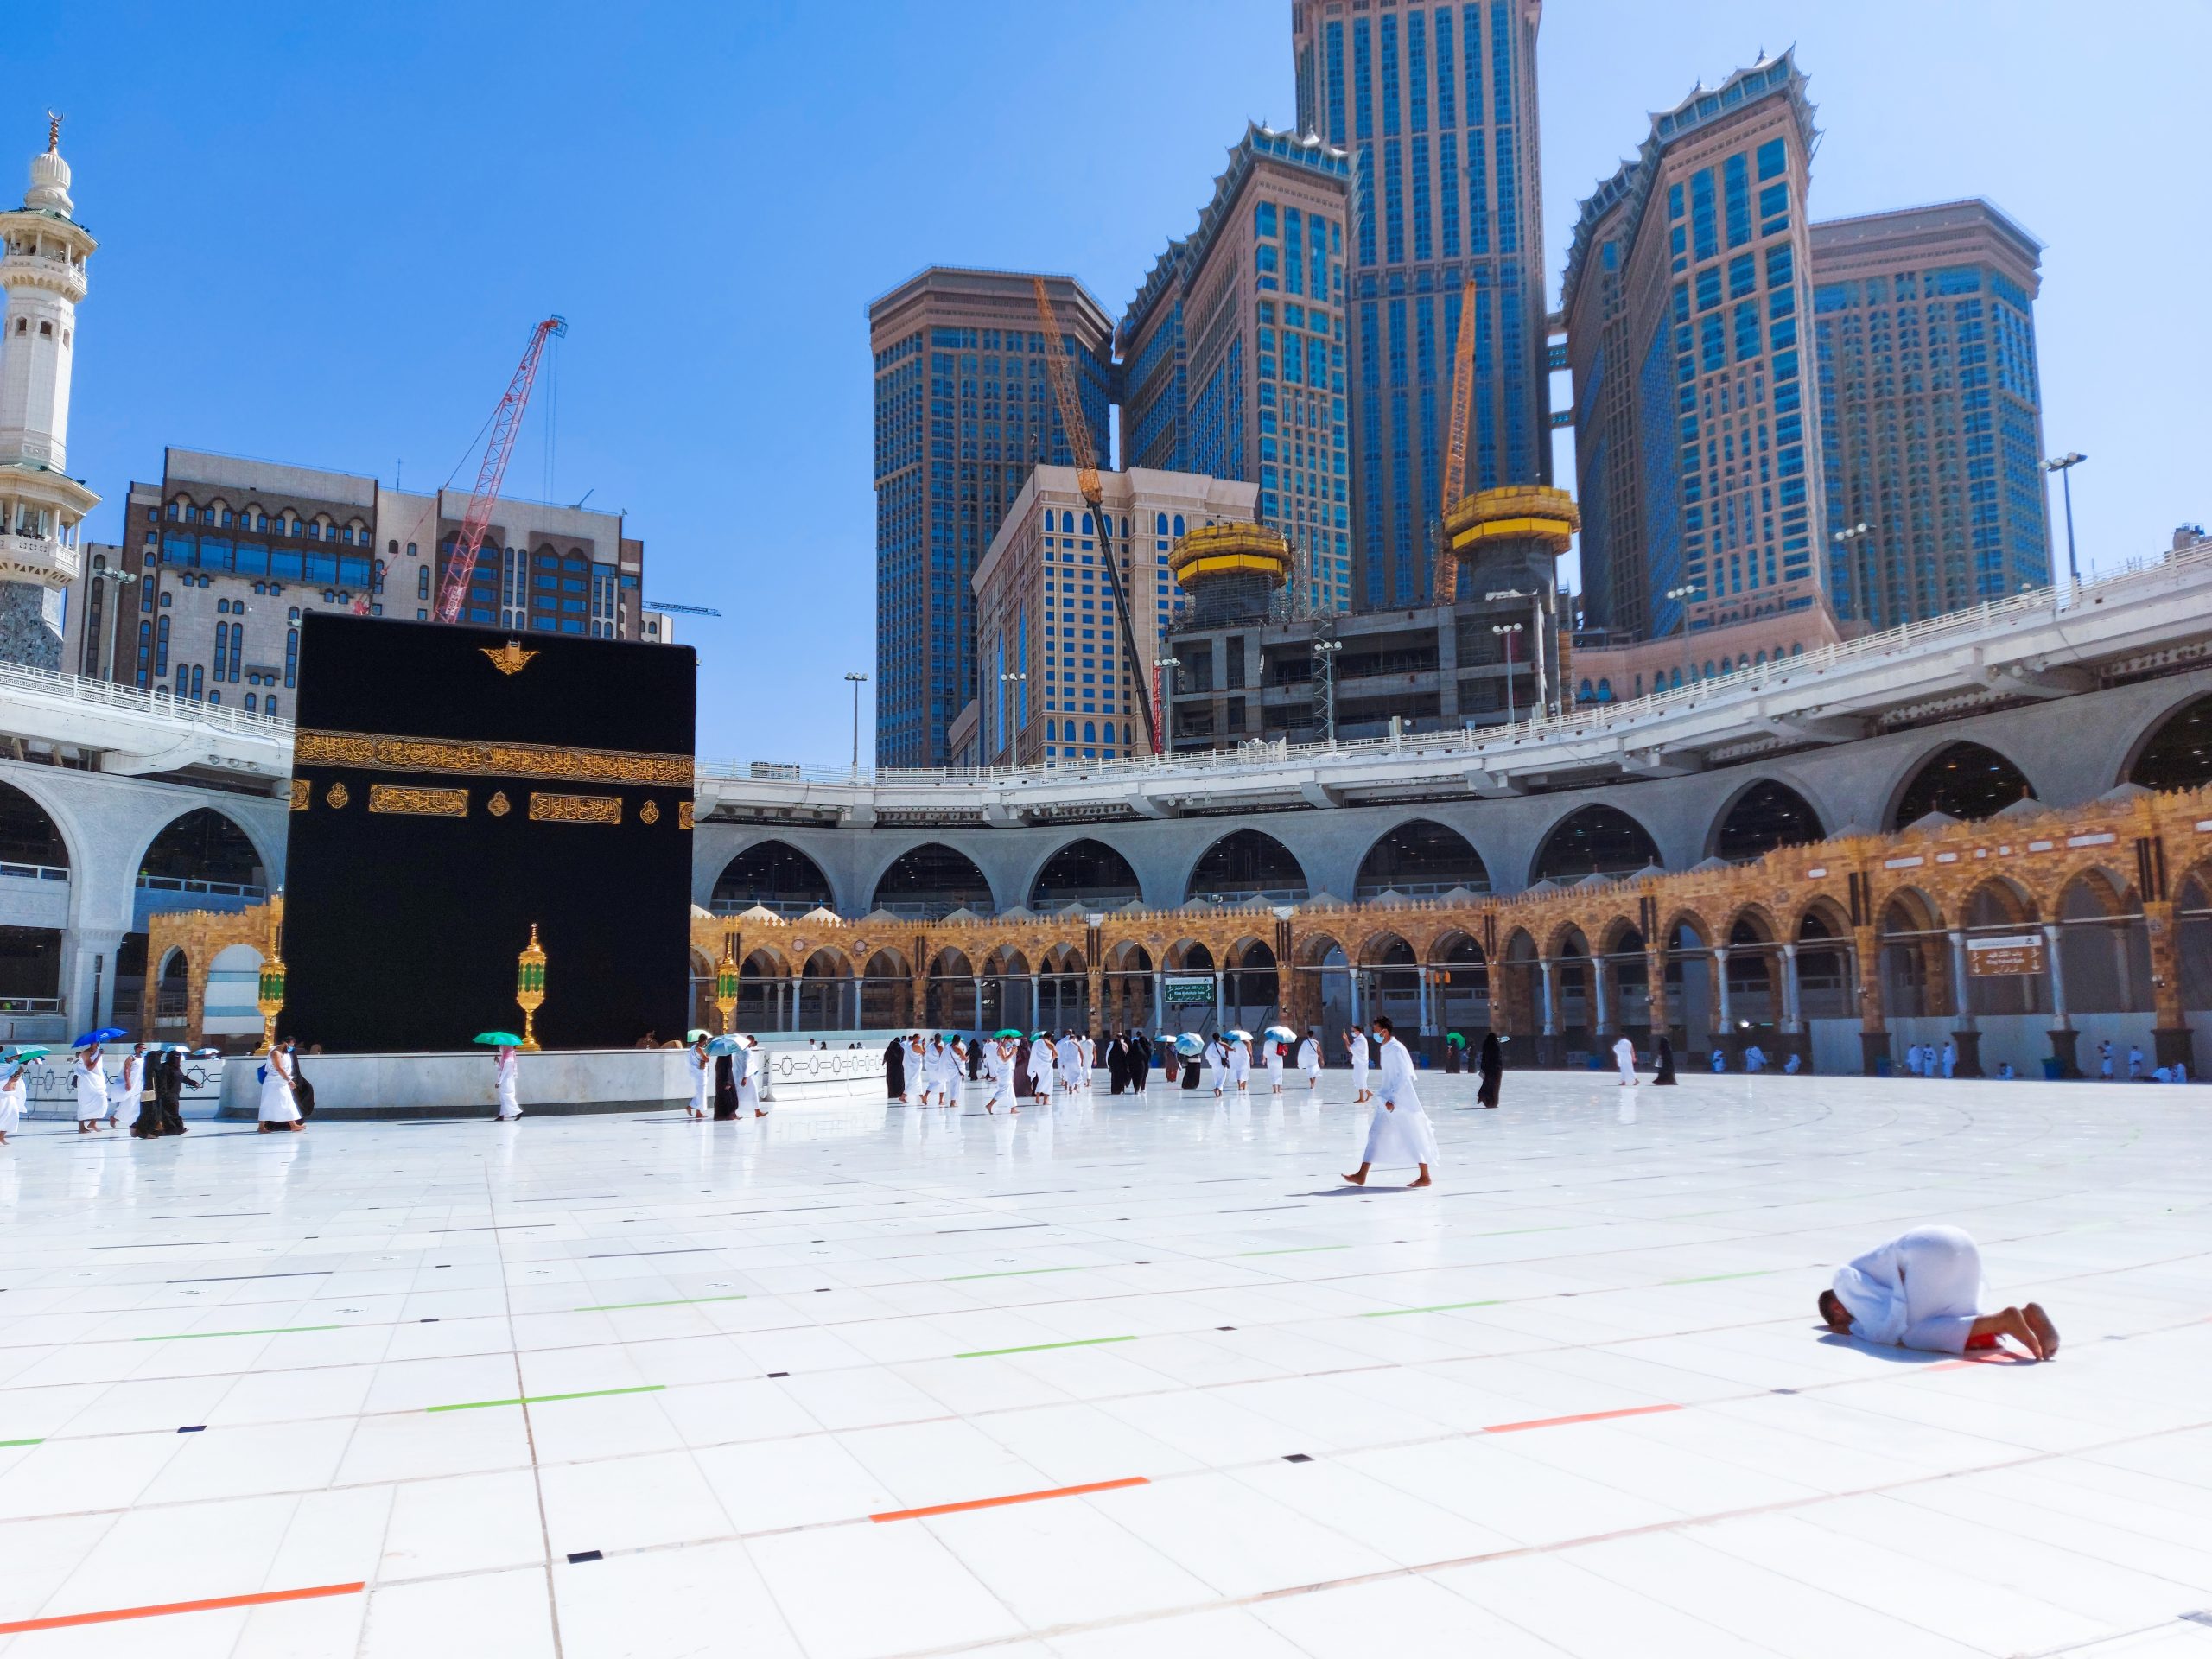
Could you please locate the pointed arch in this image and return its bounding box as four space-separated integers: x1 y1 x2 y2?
1530 804 1659 884
1890 741 2033 829
1028 838 1141 909
870 842 994 918
1354 818 1491 898
1184 829 1308 905
1709 779 1826 861
712 840 833 916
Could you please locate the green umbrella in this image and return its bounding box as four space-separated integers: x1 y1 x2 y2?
1446 1032 1466 1047
993 1028 1024 1040
6 1045 48 1062
473 1032 524 1047
685 1028 711 1043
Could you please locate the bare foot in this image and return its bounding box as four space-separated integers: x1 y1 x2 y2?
2024 1301 2060 1358
1406 1174 1433 1188
1342 1170 1367 1185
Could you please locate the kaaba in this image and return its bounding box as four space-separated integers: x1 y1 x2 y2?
281 613 697 1053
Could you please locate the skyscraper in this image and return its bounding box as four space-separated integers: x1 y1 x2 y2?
868 268 1111 769
1293 0 1550 610
1118 124 1353 615
1563 52 1824 640
1810 200 2050 627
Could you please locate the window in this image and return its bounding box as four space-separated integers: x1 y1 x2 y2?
416 566 429 600
1757 138 1785 181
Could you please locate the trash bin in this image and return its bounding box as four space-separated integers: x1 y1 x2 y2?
1874 1058 1893 1078
2040 1057 2063 1081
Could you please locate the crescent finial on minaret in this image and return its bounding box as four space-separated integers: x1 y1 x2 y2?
45 111 62 153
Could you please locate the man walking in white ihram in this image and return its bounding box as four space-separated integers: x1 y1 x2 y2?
1343 1015 1435 1189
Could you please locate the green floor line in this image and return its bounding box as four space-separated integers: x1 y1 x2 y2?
137 1325 344 1342
426 1384 666 1413
955 1335 1137 1359
0 1437 41 1448
1236 1244 1351 1257
1665 1269 1779 1286
575 1294 748 1312
1361 1299 1503 1318
944 1266 1094 1282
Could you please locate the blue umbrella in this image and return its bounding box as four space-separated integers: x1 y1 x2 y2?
706 1034 744 1056
72 1027 127 1048
1174 1033 1205 1058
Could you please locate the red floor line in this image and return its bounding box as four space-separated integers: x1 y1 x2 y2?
0 1580 365 1635
1484 1403 1683 1433
871 1476 1149 1522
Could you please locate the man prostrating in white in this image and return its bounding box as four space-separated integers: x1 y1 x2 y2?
1343 1015 1436 1189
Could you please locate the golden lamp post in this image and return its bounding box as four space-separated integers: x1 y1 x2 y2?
516 925 547 1052
715 938 739 1034
254 904 285 1054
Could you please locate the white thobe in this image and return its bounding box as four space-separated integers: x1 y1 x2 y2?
904 1044 927 1103
982 1046 1016 1111
0 1073 23 1135
1057 1038 1082 1090
1348 1039 1369 1096
496 1051 522 1119
111 1054 143 1120
1613 1036 1637 1084
1077 1037 1094 1083
686 1049 712 1115
1297 1038 1321 1084
740 1045 767 1114
1362 1037 1439 1167
257 1050 301 1123
74 1060 107 1122
1030 1043 1055 1097
1265 1047 1285 1091
1830 1226 1988 1354
1744 1046 1767 1073
1204 1041 1224 1093
1227 1044 1250 1090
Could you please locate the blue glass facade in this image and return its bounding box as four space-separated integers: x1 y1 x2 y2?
1563 54 1824 638
869 271 1110 768
1809 203 2050 627
1295 0 1550 611
1118 127 1352 615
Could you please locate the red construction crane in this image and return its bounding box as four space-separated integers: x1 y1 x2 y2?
434 315 568 623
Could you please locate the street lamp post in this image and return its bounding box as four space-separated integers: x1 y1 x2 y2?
1486 587 1546 717
1491 622 1523 725
1830 522 1872 623
843 671 868 777
2044 453 2087 614
1311 638 1343 745
1152 654 1179 758
997 670 1026 764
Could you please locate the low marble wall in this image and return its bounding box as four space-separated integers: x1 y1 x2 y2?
213 1042 893 1118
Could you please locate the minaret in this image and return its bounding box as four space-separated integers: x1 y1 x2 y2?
0 113 99 669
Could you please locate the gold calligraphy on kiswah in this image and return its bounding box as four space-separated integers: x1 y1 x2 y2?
367 784 470 818
529 792 622 825
294 728 690 787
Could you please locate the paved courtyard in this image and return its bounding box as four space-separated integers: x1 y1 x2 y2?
2 1071 2209 1658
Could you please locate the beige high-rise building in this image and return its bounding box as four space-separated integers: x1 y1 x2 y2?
969 467 1255 767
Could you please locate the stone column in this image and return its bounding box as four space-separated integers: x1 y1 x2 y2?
1853 923 1888 1076
1214 969 1226 1029
2042 922 2078 1077
1150 969 1164 1032
1417 963 1433 1036
1644 944 1670 1042
1780 943 1802 1033
911 969 926 1029
1713 946 1732 1032
1944 930 1983 1077
850 969 865 1031
1536 957 1560 1065
1592 952 1612 1037
1348 965 1361 1029
1030 971 1043 1031
2145 899 2195 1071
970 976 982 1033
1086 964 1103 1032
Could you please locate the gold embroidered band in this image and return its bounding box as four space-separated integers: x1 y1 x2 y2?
289 779 310 810
530 791 621 824
294 728 690 787
368 784 469 818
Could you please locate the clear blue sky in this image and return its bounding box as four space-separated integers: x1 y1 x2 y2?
16 2 2208 761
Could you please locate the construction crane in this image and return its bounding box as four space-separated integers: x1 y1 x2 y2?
1031 277 1159 753
643 599 722 618
1433 279 1479 603
434 315 569 623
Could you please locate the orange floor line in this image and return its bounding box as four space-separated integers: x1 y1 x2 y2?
871 1475 1149 1522
1484 1403 1683 1433
0 1580 365 1635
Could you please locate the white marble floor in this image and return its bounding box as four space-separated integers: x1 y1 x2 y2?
2 1070 2209 1658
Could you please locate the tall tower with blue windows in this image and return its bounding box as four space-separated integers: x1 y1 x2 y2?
1293 0 1551 611
1118 124 1354 616
868 268 1112 770
1563 53 1827 640
1809 200 2050 627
